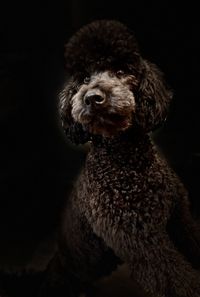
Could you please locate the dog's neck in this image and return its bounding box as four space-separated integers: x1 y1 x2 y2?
90 131 155 164
87 133 155 170
91 128 147 147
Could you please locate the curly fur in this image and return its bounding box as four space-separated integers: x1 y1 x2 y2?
40 20 200 297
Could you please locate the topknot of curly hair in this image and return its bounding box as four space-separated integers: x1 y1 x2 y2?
64 20 141 76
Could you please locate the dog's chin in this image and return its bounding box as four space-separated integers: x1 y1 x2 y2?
81 114 132 138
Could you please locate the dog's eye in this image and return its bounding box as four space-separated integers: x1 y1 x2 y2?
116 70 124 77
84 77 90 84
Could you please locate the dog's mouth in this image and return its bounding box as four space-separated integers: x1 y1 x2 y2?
82 112 132 137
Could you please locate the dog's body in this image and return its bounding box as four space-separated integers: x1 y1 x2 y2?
39 21 200 297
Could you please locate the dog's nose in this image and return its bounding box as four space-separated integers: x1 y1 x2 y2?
84 92 105 106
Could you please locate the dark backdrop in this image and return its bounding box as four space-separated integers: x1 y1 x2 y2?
0 1 200 266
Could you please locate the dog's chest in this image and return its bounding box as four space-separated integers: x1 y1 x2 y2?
77 146 174 228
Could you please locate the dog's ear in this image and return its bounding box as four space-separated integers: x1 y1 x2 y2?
58 86 91 145
135 60 173 132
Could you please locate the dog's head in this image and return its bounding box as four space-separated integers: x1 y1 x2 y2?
59 20 172 144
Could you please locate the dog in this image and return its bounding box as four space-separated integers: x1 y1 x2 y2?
39 20 200 297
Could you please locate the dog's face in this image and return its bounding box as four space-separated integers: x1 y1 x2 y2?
59 20 173 144
69 70 139 137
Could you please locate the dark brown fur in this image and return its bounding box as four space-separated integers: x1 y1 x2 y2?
39 20 200 297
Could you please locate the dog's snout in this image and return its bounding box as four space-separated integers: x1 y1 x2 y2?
84 92 105 106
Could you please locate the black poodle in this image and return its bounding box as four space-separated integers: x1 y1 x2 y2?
40 20 200 297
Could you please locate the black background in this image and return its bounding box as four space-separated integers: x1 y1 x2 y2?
0 1 200 268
